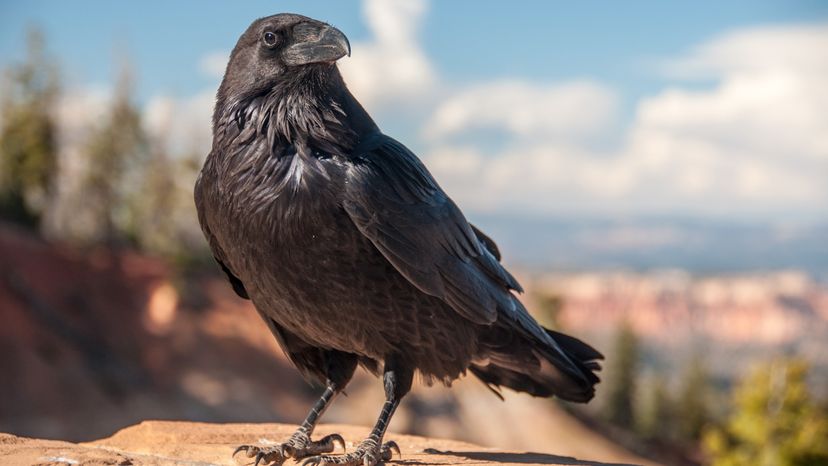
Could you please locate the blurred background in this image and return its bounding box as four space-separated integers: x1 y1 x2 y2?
1 1 827 465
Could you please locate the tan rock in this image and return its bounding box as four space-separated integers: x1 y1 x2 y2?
0 421 641 466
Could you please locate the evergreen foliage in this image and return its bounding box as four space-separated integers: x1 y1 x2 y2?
703 359 828 466
0 28 59 228
604 321 639 428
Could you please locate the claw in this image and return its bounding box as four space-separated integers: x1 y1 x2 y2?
233 430 349 465
384 441 401 459
323 433 347 453
299 438 399 466
233 445 253 458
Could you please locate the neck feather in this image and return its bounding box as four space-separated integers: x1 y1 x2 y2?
214 65 367 157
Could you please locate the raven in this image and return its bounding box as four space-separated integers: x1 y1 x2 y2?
195 13 602 466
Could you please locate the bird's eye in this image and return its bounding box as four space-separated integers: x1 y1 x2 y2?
262 31 278 47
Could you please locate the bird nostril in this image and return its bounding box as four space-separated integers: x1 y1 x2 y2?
293 22 322 40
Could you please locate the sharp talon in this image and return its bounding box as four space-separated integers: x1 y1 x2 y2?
334 434 347 452
233 445 249 457
386 441 401 458
328 433 346 453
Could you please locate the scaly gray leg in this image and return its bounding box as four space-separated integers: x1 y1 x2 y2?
234 383 345 466
301 358 412 466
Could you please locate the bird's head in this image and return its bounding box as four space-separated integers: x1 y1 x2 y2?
219 13 351 101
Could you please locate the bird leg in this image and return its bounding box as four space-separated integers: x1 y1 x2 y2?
302 360 412 466
234 384 345 466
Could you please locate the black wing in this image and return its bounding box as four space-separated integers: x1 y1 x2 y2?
195 169 250 300
342 133 523 325
470 224 501 261
343 133 593 391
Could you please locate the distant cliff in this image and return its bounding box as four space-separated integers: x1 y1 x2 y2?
529 270 828 393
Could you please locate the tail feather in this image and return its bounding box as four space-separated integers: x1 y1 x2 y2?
545 328 604 375
472 326 603 403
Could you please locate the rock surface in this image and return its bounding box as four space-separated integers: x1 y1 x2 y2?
0 421 641 466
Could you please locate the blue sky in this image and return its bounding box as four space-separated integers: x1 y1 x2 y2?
2 0 827 225
2 1 825 105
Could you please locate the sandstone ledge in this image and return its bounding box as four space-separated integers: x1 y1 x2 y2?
0 421 640 466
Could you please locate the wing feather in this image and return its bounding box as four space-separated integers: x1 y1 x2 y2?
343 134 521 325
195 168 250 300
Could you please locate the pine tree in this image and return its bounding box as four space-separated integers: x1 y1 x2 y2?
675 352 711 441
82 60 147 246
604 320 640 428
637 373 673 440
703 358 828 466
135 132 177 254
0 27 59 228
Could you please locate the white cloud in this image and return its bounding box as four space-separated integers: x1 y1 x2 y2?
663 23 828 79
625 22 828 211
338 0 436 111
144 89 215 156
423 80 618 141
199 50 229 79
640 75 828 166
43 86 113 239
54 85 111 147
423 143 635 215
423 22 828 219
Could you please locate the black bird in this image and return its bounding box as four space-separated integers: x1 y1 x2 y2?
195 13 602 466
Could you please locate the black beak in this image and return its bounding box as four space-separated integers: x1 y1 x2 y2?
283 22 351 66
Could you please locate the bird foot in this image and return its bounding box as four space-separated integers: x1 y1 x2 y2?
233 432 346 466
302 439 399 466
